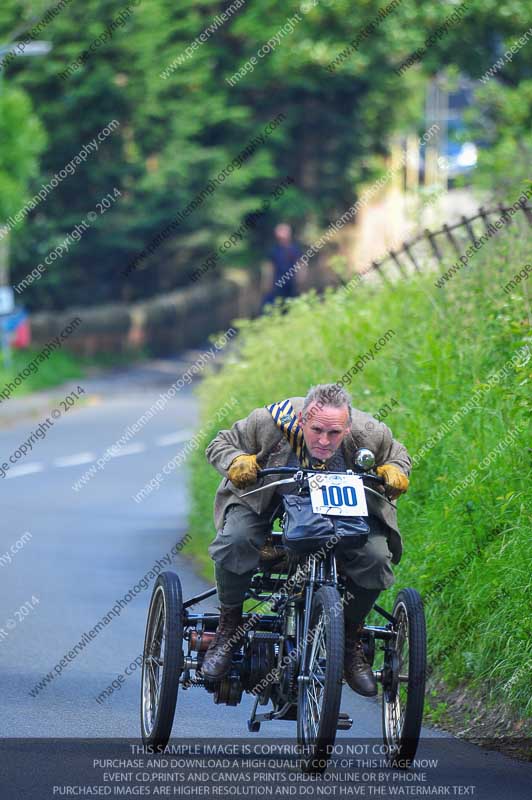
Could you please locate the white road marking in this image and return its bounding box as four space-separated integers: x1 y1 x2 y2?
155 430 193 447
54 452 96 468
2 431 194 480
6 463 44 479
109 443 146 458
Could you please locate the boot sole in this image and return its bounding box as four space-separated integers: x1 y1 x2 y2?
344 676 378 697
199 664 231 682
350 686 378 697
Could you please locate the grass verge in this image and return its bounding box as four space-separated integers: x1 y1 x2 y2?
0 344 150 403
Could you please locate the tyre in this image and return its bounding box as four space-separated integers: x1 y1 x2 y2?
382 588 426 766
140 571 184 747
297 586 344 772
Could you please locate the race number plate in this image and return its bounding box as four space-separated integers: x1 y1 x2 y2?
308 473 368 516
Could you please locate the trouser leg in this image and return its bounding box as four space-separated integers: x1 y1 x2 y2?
336 515 394 626
337 514 395 591
343 582 381 625
208 502 272 605
215 563 255 607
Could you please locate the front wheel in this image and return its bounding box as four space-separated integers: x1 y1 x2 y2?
140 571 184 747
382 588 426 766
297 586 344 772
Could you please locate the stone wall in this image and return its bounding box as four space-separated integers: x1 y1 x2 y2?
29 271 262 357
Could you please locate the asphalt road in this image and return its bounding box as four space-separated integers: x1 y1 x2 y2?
1 353 530 798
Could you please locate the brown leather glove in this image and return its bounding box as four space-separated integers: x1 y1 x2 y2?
228 454 259 488
376 463 409 500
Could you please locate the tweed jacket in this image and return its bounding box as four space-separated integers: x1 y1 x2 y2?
205 397 412 564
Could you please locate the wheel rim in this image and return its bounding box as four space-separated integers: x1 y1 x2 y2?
142 586 166 737
302 614 327 744
383 601 409 754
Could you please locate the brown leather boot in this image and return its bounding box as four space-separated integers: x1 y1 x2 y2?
200 604 243 681
344 622 377 696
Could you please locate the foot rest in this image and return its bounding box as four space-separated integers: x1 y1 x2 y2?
258 545 289 571
337 712 353 730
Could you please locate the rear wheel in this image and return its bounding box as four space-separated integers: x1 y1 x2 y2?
140 571 184 747
382 588 426 766
297 586 344 772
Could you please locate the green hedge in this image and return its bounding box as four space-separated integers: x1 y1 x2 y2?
187 222 532 719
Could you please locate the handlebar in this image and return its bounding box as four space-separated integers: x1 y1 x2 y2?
256 466 385 485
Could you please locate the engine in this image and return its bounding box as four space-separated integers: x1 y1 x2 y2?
188 628 277 706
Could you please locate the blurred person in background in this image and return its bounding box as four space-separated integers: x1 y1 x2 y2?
262 223 304 306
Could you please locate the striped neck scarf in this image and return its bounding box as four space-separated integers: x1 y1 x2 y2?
266 399 327 470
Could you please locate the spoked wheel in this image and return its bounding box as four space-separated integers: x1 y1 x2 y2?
140 571 184 747
297 586 344 773
382 588 426 767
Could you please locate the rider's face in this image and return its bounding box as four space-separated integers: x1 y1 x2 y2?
298 403 351 461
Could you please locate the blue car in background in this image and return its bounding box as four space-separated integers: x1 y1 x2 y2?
440 118 478 179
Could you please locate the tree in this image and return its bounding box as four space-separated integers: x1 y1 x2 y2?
3 0 531 309
0 86 46 223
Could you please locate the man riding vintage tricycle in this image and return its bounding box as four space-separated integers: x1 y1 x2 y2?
141 384 426 771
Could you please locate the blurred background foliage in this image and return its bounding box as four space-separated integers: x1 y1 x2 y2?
0 0 530 310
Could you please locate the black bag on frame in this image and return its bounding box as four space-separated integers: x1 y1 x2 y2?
281 493 369 553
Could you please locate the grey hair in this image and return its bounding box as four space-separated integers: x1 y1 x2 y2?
302 383 352 424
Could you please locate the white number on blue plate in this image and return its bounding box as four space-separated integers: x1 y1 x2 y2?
309 473 368 516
